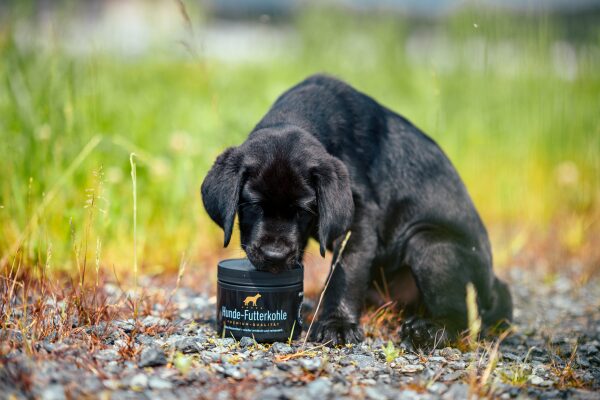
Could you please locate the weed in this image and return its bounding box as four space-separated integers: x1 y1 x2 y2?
499 347 535 387
173 352 193 376
467 329 512 397
550 342 584 389
381 340 402 363
288 320 297 346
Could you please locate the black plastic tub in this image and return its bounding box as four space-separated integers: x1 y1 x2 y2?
216 258 303 342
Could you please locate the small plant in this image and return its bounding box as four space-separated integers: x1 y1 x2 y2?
500 363 531 387
173 352 193 376
287 320 296 346
499 347 535 387
468 329 512 397
382 340 401 363
550 342 583 389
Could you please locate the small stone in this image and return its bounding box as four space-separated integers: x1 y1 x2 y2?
201 351 222 363
94 349 121 362
299 357 322 372
428 382 448 394
581 371 595 384
0 329 24 344
271 342 293 354
239 336 255 348
448 361 467 370
349 354 377 368
393 356 408 366
577 356 591 368
136 334 156 346
440 347 462 361
364 386 387 400
211 364 225 375
581 343 599 355
40 384 66 400
139 346 167 368
130 373 148 390
442 370 465 381
114 319 136 333
397 390 423 400
573 388 600 400
307 377 332 398
165 334 186 346
329 371 348 385
175 336 204 353
148 376 173 390
275 362 292 371
251 358 270 369
42 341 56 353
104 379 124 390
215 337 236 347
423 366 440 381
257 387 283 400
502 352 522 362
212 346 230 354
105 361 122 374
428 356 446 363
443 383 468 400
529 375 544 385
529 375 554 387
141 315 168 328
530 347 547 357
223 366 244 380
187 369 211 384
400 364 424 373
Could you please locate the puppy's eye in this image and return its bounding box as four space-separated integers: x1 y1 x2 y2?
295 206 315 219
239 202 262 213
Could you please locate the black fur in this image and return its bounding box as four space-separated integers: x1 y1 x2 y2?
201 74 513 347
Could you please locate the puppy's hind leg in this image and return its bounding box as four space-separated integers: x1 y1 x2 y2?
481 276 513 333
399 236 498 349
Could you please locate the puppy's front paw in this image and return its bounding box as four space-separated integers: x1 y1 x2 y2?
399 317 449 349
309 318 364 346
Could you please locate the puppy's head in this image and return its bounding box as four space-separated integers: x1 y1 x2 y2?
201 129 354 272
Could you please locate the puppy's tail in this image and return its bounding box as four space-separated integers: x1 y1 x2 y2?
481 277 513 332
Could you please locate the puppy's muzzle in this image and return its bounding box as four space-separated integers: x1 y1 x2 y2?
260 246 293 264
247 244 297 273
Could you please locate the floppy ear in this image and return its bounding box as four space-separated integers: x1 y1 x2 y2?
201 147 244 247
314 156 354 257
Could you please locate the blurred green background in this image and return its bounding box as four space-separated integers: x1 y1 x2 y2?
1 0 599 284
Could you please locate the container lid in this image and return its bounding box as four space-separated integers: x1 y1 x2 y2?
218 258 303 287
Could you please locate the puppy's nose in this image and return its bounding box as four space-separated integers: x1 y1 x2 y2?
260 246 291 263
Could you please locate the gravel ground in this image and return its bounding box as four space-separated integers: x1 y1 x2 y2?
1 267 599 400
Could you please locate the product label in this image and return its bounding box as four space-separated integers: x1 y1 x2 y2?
217 285 303 342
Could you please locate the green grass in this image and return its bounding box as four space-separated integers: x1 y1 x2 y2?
1 6 599 279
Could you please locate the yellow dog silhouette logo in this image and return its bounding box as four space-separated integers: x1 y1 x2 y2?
243 293 262 307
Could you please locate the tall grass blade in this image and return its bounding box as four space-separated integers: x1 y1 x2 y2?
130 153 138 319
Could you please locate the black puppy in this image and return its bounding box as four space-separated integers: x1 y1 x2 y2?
201 74 512 347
